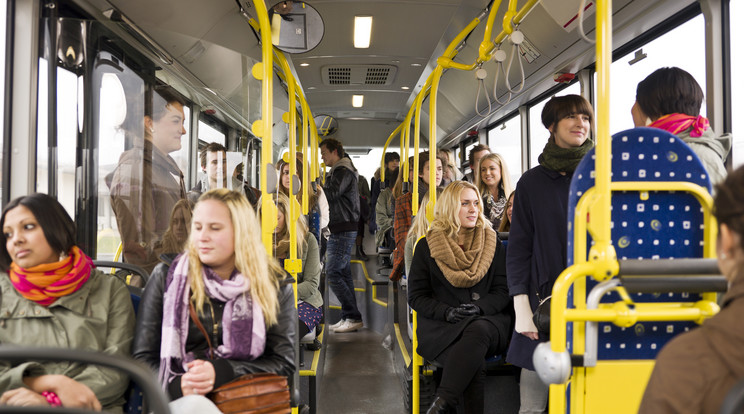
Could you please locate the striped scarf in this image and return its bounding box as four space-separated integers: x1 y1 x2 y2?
9 246 93 306
650 113 710 138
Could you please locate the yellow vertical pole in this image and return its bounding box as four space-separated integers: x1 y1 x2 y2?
251 0 276 254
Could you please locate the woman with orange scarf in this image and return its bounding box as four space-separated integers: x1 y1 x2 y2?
0 193 135 411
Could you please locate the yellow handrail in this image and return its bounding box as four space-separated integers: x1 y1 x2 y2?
250 0 276 255
380 123 405 185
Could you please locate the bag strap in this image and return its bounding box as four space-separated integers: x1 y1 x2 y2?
188 302 215 359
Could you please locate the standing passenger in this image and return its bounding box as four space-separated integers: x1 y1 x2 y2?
466 143 491 183
320 138 364 333
408 181 511 414
107 86 188 274
632 67 730 187
476 153 513 230
506 94 594 414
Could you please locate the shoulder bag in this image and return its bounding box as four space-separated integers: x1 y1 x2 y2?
189 303 291 414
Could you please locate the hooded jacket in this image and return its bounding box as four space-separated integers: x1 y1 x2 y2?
677 126 732 188
323 156 360 233
638 271 744 414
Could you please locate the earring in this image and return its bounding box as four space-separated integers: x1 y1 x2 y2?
720 252 728 260
150 127 155 133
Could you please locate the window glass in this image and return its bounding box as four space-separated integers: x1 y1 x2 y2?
594 15 706 135
528 82 581 168
732 0 743 169
488 114 522 184
0 0 6 204
36 61 78 218
199 120 226 146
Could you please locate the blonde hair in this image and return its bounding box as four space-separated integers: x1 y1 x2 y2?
260 192 308 258
188 189 285 327
406 193 436 245
476 153 513 200
429 181 488 239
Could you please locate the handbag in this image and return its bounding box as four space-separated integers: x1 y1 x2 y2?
188 303 291 414
532 295 551 336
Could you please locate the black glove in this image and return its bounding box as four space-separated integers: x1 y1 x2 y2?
445 307 465 323
457 303 482 316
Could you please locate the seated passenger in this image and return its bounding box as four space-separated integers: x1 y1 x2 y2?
106 85 188 274
0 193 135 412
277 157 329 246
408 181 512 414
632 66 731 187
497 191 514 233
476 153 513 230
132 189 296 403
404 192 439 278
370 151 400 235
638 165 744 413
263 193 323 339
155 198 194 261
391 152 445 281
376 156 410 251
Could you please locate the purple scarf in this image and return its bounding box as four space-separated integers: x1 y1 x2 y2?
158 254 266 388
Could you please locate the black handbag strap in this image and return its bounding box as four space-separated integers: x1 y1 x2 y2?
189 302 215 359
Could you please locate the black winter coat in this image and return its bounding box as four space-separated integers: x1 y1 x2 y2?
323 158 360 233
407 237 512 361
132 263 296 399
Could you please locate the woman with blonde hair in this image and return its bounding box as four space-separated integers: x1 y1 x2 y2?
133 189 296 403
408 181 512 414
476 153 513 230
263 193 323 339
403 190 440 278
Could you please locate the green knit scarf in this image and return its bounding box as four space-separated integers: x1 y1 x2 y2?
538 137 594 173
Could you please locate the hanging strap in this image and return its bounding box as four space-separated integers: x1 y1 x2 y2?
189 302 215 359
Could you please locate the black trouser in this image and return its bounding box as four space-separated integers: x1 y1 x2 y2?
433 319 501 414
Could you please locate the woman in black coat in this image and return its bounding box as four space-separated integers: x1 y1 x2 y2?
408 181 512 414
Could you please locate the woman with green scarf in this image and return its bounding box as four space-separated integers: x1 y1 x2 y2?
505 94 594 414
408 181 512 414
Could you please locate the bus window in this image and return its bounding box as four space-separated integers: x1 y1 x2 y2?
198 120 226 146
487 114 522 184
0 0 5 205
595 14 706 135
732 0 743 169
95 59 144 262
36 62 78 218
528 82 581 169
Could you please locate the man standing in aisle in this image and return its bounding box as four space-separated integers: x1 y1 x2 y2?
320 138 364 333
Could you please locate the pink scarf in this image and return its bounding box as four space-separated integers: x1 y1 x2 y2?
649 113 710 138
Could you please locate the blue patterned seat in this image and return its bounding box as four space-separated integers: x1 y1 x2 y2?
566 127 712 359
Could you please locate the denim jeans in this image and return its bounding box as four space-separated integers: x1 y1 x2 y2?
326 230 362 321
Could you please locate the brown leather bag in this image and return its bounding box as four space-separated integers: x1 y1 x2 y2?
189 303 291 413
208 373 290 414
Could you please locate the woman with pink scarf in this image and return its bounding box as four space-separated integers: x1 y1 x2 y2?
632 66 731 187
133 189 296 407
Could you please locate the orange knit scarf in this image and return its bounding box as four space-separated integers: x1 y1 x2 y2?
9 246 93 306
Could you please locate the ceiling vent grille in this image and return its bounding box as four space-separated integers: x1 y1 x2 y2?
327 67 351 85
322 65 397 86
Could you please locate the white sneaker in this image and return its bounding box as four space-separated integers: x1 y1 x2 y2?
329 319 346 330
334 319 363 333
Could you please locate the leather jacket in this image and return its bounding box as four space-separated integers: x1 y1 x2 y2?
132 262 296 398
323 157 360 233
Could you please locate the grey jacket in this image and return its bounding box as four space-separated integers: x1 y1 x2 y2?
0 269 135 413
298 233 323 309
677 126 731 188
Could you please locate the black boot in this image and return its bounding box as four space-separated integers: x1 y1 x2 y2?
426 397 452 414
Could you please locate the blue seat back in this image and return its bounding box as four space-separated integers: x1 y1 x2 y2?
566 127 712 359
